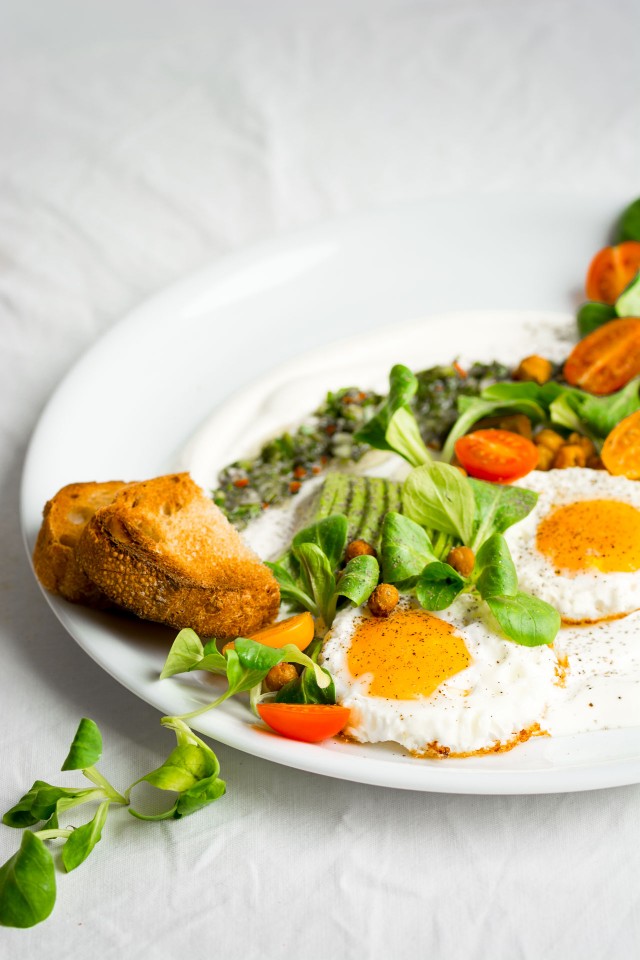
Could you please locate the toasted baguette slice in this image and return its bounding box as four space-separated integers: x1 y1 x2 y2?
76 473 280 638
33 481 129 605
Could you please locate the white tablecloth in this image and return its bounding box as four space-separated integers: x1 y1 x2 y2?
2 1 640 957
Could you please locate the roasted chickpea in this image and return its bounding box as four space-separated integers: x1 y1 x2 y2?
264 662 298 692
567 432 596 458
368 583 399 618
553 444 587 469
345 539 377 562
446 546 475 578
535 428 565 454
513 355 554 385
535 444 555 471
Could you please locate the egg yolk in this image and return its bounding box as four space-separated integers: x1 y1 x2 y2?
536 499 640 573
346 608 472 699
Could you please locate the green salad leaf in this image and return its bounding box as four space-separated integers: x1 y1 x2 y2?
380 512 438 583
550 377 640 438
61 719 103 772
160 629 210 679
0 832 56 928
295 542 336 620
474 534 518 599
468 479 538 551
128 719 225 822
160 629 229 680
403 463 475 545
3 782 73 829
3 783 103 829
264 561 316 613
61 801 110 872
272 636 336 705
336 555 380 606
577 302 617 337
473 534 559 646
384 406 433 467
268 514 380 626
354 364 420 451
415 562 465 611
485 593 560 647
616 197 640 243
275 664 336 705
142 744 216 794
173 776 227 820
292 514 349 572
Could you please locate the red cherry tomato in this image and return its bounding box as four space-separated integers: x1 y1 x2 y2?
454 429 539 483
585 242 640 304
257 703 351 743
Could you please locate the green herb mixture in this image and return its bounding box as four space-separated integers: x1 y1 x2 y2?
213 362 510 528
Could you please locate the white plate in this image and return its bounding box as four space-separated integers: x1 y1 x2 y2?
21 193 640 794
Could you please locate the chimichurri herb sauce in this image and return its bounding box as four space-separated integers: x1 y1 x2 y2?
213 361 510 528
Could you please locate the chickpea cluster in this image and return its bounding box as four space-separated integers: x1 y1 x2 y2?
509 354 604 472
533 428 603 471
342 539 398 617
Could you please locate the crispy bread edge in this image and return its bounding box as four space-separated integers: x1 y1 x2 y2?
33 481 128 605
76 474 280 637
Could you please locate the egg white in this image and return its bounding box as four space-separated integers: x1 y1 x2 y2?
505 469 640 622
320 596 560 755
547 610 640 735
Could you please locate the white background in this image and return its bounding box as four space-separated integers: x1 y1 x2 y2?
2 1 640 957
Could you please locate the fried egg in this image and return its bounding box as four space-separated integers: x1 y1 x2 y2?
505 469 640 623
320 596 560 755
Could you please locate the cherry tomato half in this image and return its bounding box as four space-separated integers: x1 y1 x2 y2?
249 612 314 651
602 410 640 480
257 703 351 743
563 316 640 395
585 242 640 304
454 429 539 484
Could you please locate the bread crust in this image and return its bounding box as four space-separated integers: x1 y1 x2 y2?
76 473 280 638
33 481 129 605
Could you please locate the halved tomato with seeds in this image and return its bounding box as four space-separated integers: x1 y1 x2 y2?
249 612 314 651
602 410 640 480
257 704 351 742
585 242 640 304
454 429 539 484
563 317 640 395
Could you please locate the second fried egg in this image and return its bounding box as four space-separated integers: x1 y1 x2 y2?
505 469 640 622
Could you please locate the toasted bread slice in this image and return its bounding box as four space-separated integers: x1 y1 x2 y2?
33 481 129 605
76 473 280 638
